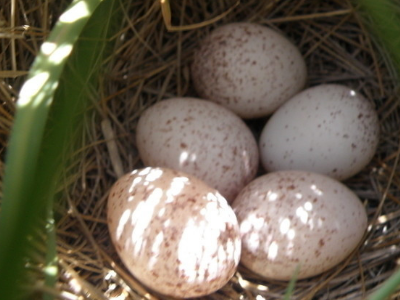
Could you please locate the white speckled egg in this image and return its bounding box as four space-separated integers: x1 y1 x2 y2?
232 170 367 280
136 97 259 203
259 84 380 180
191 22 307 119
107 167 241 298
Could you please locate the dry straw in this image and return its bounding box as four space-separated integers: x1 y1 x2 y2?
1 0 400 299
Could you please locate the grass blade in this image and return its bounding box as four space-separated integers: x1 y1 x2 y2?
0 0 121 298
368 269 400 300
283 265 300 300
43 207 57 300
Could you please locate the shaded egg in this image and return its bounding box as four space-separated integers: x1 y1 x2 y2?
191 22 307 118
232 170 367 280
107 167 241 298
136 97 259 203
259 84 380 180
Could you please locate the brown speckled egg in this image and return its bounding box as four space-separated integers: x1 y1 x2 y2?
232 170 367 280
136 97 259 203
107 167 241 298
259 84 380 180
191 22 307 119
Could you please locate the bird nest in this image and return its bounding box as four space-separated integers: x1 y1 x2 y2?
2 0 400 299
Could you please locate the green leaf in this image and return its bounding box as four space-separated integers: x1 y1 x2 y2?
356 0 400 73
0 0 121 299
43 208 57 300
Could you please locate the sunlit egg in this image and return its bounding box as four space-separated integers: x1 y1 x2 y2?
136 97 259 203
107 167 241 298
232 170 367 280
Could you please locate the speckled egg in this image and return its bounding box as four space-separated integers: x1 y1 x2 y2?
232 170 367 280
191 22 307 119
259 84 380 180
107 167 241 298
136 97 259 203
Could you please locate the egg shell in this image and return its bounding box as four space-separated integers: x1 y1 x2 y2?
107 167 241 298
136 97 259 203
191 22 307 119
259 84 380 180
232 170 367 280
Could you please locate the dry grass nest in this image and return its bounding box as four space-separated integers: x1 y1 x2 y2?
2 0 400 299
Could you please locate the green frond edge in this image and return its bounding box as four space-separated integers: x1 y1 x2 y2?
0 0 121 299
